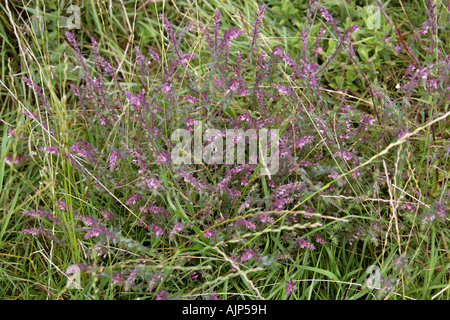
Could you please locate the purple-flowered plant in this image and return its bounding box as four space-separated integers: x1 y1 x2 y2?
15 1 450 300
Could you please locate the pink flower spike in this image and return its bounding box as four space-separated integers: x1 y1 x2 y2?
286 280 295 296
203 229 214 238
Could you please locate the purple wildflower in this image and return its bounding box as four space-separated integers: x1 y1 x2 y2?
257 214 275 224
273 46 296 67
155 289 170 300
66 264 81 275
184 95 199 104
347 25 360 33
240 249 259 263
148 224 165 237
126 193 142 206
5 154 24 166
229 79 240 91
70 141 98 163
214 10 221 52
139 205 168 215
112 273 125 285
317 5 339 34
65 31 79 49
147 48 161 64
99 210 115 221
179 171 205 190
22 227 48 237
400 203 416 214
169 222 183 241
145 177 160 191
392 254 409 272
135 46 146 72
161 82 171 93
22 209 61 225
394 43 403 54
147 273 164 292
318 6 333 22
236 218 256 230
156 150 170 163
296 135 314 148
39 146 60 155
436 202 447 220
313 233 326 245
109 149 120 172
334 150 354 161
7 128 14 138
286 280 295 296
22 76 50 108
55 201 66 211
84 226 118 240
127 268 139 284
272 83 291 95
91 37 114 74
296 237 315 250
221 28 244 52
422 214 436 223
203 229 214 238
78 215 102 227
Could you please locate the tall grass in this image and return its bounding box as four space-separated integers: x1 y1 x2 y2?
0 0 449 300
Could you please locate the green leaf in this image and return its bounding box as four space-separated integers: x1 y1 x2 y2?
166 191 190 223
296 266 340 281
358 46 369 61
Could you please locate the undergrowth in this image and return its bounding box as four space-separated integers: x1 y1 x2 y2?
0 0 449 300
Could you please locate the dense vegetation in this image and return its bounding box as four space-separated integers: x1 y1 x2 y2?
0 0 449 300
